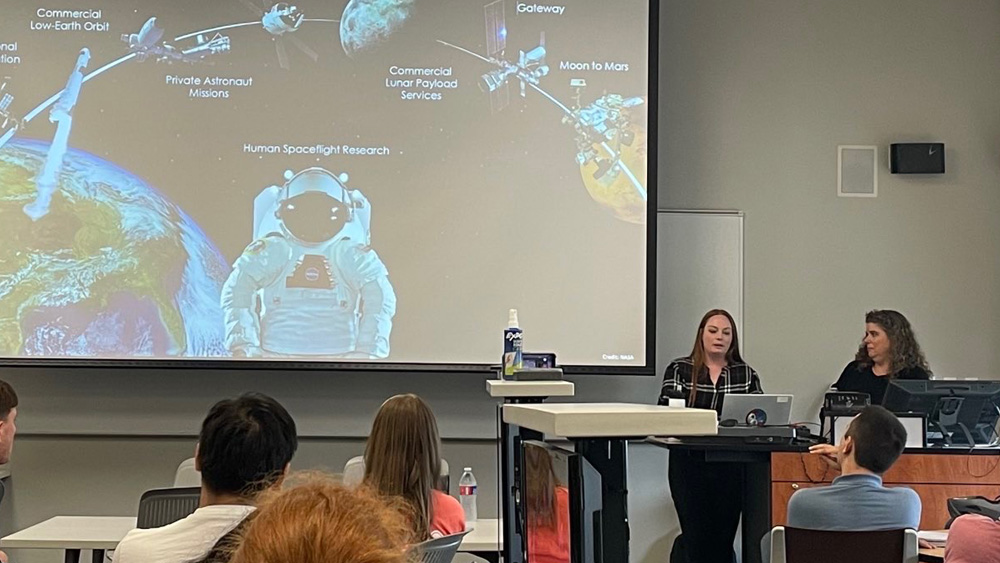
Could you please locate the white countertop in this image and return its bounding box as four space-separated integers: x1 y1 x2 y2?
0 515 501 552
503 402 718 437
486 379 575 398
0 516 137 550
461 518 502 551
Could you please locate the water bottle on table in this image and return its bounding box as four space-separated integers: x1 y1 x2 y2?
459 466 478 528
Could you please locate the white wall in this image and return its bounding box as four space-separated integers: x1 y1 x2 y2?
660 0 1000 421
4 1 1000 562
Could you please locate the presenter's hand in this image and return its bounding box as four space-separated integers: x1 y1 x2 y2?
808 443 842 472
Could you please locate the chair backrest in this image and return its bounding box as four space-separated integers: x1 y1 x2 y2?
770 526 918 563
409 531 470 563
173 457 201 487
137 487 201 529
343 455 451 491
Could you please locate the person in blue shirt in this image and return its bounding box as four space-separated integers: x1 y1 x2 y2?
763 406 921 561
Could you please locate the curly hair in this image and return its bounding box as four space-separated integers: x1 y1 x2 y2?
227 472 415 563
855 310 931 376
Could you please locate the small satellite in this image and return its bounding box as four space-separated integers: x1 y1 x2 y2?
237 1 319 70
477 0 548 113
438 0 548 114
0 79 21 149
123 17 230 63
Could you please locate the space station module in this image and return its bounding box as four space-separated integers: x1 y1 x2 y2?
221 167 396 359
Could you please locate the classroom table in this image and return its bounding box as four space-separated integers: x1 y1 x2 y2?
0 516 135 563
919 546 945 562
0 515 502 563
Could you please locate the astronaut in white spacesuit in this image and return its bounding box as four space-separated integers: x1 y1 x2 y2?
221 167 396 359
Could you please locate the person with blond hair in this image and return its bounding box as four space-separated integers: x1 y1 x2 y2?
363 394 465 539
227 475 413 563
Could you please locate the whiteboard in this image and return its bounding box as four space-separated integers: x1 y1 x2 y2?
656 210 744 378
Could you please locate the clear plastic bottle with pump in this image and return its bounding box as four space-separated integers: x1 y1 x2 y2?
459 466 478 527
502 309 523 379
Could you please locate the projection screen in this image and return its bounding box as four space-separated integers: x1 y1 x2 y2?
0 0 657 373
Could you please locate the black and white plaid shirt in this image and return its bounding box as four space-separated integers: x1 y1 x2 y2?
658 356 763 415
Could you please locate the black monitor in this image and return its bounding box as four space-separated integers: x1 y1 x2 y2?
882 380 1000 446
520 440 603 563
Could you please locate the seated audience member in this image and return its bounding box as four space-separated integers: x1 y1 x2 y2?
833 310 931 405
524 443 570 563
363 394 465 539
945 514 1000 563
0 380 18 563
762 406 920 561
227 475 412 563
0 379 18 465
113 393 297 563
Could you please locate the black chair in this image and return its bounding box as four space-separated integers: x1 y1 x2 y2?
947 495 1000 527
769 526 918 563
137 487 201 529
408 531 470 563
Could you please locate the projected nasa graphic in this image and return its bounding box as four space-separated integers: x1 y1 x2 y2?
0 0 650 366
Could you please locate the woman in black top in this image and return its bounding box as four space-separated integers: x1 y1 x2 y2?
658 309 761 563
833 309 931 405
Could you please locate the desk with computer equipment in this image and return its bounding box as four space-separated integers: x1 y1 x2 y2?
653 380 1000 563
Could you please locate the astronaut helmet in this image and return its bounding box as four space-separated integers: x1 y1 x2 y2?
275 167 354 245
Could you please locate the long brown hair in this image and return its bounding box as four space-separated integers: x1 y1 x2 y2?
228 473 413 563
855 309 931 376
363 394 442 540
524 443 560 530
688 309 744 403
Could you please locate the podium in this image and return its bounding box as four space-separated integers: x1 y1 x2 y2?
487 380 576 563
502 402 717 563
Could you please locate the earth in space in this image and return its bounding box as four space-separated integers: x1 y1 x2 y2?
340 0 416 58
0 138 231 358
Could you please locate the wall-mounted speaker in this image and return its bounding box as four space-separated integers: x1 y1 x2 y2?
890 143 945 174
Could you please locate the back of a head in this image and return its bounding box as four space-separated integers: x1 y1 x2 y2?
229 475 412 563
198 393 298 496
363 394 441 538
0 379 17 421
846 405 907 474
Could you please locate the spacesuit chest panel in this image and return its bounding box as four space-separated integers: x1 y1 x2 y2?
258 244 360 355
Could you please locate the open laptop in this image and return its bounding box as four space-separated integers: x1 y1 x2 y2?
720 394 793 427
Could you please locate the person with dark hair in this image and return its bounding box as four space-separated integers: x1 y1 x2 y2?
0 379 18 563
113 393 297 563
762 406 921 561
833 309 931 404
658 309 762 563
0 379 18 465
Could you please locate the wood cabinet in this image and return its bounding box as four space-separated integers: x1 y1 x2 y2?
771 451 1000 529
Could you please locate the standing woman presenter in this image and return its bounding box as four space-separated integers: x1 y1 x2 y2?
659 309 762 563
